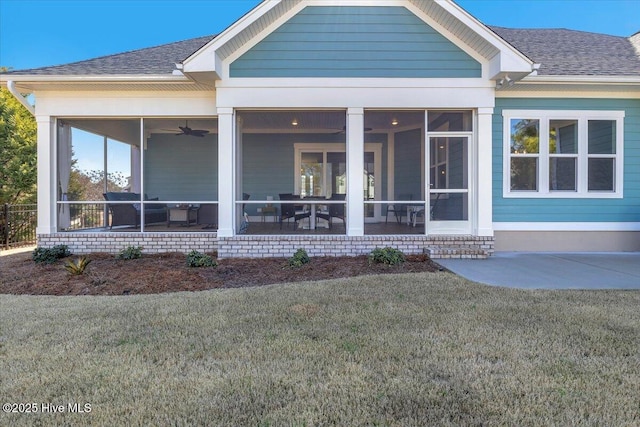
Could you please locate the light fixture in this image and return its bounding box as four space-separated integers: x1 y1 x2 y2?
291 118 299 126
496 78 504 89
391 118 399 126
505 75 514 86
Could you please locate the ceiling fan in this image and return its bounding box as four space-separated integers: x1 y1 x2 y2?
175 121 209 137
332 125 373 135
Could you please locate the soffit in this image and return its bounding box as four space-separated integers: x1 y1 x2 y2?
409 0 500 60
216 0 304 61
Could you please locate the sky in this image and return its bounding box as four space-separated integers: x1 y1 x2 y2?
1 0 639 71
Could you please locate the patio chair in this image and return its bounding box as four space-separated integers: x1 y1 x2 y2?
279 193 311 230
242 193 250 214
316 193 346 228
103 192 166 228
385 193 412 224
412 193 442 226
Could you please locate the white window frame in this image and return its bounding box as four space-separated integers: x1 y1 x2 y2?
503 110 624 199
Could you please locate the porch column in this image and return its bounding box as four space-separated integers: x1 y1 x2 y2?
217 108 234 237
346 108 364 236
36 116 56 234
476 108 494 236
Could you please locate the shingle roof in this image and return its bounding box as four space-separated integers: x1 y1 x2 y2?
490 26 640 76
4 35 215 76
4 27 639 78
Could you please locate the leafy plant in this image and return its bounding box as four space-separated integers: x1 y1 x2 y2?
288 248 310 268
369 247 406 266
32 245 71 264
64 256 91 275
186 250 217 268
116 246 143 260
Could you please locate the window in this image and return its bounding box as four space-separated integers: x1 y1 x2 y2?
503 110 624 198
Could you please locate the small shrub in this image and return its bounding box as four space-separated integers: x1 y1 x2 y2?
289 248 310 268
116 246 143 260
369 247 406 266
33 245 71 264
186 250 217 268
64 256 92 275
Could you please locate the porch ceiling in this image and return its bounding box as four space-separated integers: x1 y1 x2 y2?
61 110 454 140
238 110 426 134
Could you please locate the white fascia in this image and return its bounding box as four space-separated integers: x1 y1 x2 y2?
1 74 194 84
521 75 640 85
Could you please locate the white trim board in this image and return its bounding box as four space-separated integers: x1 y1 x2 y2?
493 222 640 232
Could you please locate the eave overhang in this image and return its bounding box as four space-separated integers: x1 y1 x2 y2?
497 75 640 96
0 74 215 92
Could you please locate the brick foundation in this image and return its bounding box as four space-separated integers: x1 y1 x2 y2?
37 233 494 259
218 235 494 259
37 233 218 254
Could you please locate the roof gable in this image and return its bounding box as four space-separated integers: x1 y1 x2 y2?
182 0 534 83
229 6 482 78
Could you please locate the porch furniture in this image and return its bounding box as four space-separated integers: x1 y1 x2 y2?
104 192 166 228
167 205 199 227
279 193 311 230
411 193 442 226
198 203 218 229
261 206 278 222
385 193 412 224
242 193 250 214
316 193 346 228
302 196 328 230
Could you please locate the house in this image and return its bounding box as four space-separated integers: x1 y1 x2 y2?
1 0 639 258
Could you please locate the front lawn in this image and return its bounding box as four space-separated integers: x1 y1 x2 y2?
1 273 638 425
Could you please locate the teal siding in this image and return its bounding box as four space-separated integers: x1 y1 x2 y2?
493 98 640 223
230 6 481 78
144 134 218 201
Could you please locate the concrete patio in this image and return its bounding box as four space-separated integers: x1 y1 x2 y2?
437 252 640 290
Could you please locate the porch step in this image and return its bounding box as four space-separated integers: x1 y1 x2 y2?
425 245 491 259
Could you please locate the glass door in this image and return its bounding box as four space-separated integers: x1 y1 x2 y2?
327 152 346 196
364 152 376 218
300 152 324 197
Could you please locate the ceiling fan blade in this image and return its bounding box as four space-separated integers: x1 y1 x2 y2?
333 126 372 134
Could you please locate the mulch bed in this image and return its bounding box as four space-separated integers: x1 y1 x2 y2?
0 252 443 296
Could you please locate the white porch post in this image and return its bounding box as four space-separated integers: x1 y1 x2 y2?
36 116 56 234
217 108 235 237
346 108 364 236
476 108 494 236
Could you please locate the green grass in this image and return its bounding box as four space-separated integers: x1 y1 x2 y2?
1 272 639 426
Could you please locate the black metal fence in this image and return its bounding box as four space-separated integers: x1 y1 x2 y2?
66 203 107 230
1 204 37 250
